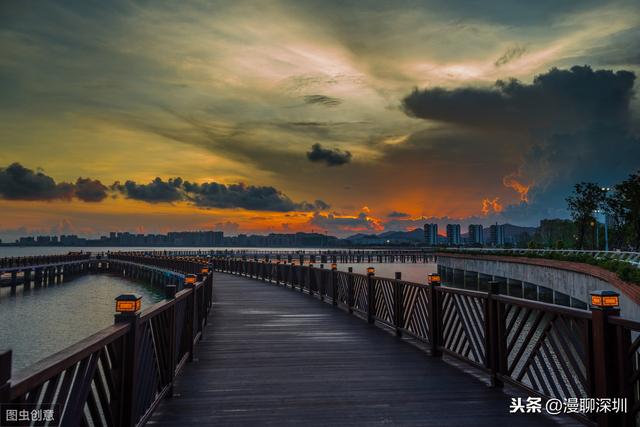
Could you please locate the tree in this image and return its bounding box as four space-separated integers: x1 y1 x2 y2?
566 182 605 249
604 188 629 250
615 171 640 250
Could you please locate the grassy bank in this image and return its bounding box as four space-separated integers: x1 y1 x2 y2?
439 249 640 285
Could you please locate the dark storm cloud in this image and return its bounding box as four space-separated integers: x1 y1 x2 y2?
402 66 635 130
111 177 184 203
74 177 108 202
387 211 410 218
0 163 111 202
402 65 640 224
0 163 74 201
183 181 328 212
108 176 329 212
306 143 352 166
303 95 342 107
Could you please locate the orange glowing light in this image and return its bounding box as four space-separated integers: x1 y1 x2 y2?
591 295 619 307
366 267 375 275
428 274 441 285
115 295 141 313
184 274 197 285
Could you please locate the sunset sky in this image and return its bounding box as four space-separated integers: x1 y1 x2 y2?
1 0 639 239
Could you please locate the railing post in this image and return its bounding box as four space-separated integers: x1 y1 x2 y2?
114 295 142 427
0 350 11 403
347 267 354 314
331 265 338 306
319 267 325 302
183 276 197 362
367 267 375 324
428 274 442 357
485 281 503 388
590 290 622 427
165 285 177 398
394 272 403 337
308 265 314 297
196 273 205 335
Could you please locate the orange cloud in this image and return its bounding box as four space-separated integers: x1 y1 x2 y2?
481 197 503 215
503 174 531 202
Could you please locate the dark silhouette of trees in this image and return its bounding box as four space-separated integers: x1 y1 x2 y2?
566 182 605 249
613 171 640 250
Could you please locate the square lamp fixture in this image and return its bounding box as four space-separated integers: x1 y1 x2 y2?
590 290 620 309
428 274 441 285
115 294 141 313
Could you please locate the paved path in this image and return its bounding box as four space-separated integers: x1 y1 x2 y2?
149 273 576 426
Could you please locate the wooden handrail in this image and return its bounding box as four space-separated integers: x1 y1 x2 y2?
10 323 130 398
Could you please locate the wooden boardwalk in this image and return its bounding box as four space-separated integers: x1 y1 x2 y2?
149 273 575 426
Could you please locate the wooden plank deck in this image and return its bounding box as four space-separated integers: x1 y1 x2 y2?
148 273 577 426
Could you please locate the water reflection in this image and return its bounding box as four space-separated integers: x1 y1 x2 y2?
0 274 164 373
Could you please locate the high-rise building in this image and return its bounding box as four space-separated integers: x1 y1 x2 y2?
424 223 438 246
489 223 505 247
468 224 484 245
446 224 461 246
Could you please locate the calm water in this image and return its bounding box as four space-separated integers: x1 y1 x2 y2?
0 274 164 373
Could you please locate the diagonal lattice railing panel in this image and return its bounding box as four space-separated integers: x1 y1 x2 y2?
503 302 589 400
374 278 395 326
352 274 369 314
441 292 486 366
402 283 430 342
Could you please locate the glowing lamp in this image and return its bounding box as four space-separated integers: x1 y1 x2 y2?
428 274 441 285
590 290 620 309
366 267 375 275
201 267 210 274
184 274 197 285
331 263 337 270
115 294 141 313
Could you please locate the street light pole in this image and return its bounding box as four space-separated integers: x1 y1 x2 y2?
601 187 610 252
604 213 609 252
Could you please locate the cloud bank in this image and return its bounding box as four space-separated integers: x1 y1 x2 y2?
0 163 108 202
402 65 640 222
2 163 329 213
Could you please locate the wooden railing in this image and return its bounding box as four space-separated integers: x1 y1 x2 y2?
0 257 213 427
211 258 637 427
0 253 91 269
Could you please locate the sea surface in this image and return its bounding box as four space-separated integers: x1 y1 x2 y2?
0 274 164 373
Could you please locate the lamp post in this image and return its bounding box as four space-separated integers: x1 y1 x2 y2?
601 187 610 251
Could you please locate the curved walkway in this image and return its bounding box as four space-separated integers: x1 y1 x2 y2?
149 273 576 426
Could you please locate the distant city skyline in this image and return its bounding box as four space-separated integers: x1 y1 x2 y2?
1 221 538 248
